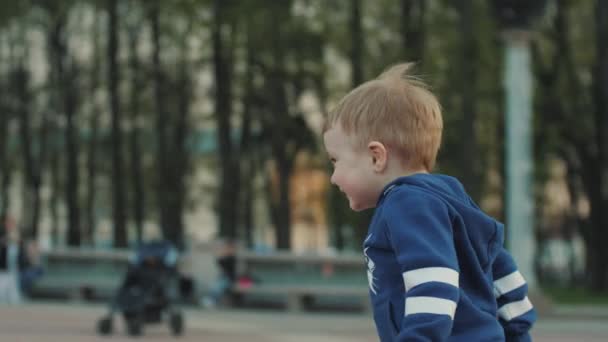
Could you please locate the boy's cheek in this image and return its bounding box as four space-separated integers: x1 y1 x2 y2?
334 175 348 191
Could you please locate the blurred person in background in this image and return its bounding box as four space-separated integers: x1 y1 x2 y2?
0 217 44 302
199 238 237 308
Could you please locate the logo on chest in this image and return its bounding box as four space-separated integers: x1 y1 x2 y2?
363 247 378 295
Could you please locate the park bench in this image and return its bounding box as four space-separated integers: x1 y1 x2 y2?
30 248 130 301
232 250 370 312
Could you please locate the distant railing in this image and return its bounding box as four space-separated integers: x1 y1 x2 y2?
30 247 372 312
31 248 131 300
233 250 370 312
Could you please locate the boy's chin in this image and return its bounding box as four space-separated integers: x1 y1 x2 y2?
349 200 371 212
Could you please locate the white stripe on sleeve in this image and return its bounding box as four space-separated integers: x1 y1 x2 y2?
405 296 457 319
494 271 526 297
498 296 533 321
403 267 459 292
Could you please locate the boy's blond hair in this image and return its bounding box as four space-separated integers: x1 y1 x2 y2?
324 63 443 171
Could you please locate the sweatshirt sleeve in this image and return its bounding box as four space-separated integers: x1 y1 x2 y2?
492 248 537 342
384 190 460 342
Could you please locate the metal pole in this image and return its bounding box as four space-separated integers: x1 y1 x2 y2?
504 30 537 288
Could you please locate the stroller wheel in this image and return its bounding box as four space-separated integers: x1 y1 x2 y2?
127 316 143 337
97 316 113 335
169 312 184 336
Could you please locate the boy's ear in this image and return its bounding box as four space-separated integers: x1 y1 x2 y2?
368 141 387 172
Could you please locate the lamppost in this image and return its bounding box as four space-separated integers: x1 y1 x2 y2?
491 1 547 292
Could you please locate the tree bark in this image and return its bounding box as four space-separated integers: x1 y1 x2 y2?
85 13 101 246
0 78 11 240
108 0 128 248
167 34 192 249
240 23 255 248
49 10 80 246
456 0 481 201
350 0 363 86
15 62 48 240
127 19 145 245
589 0 608 290
149 0 171 241
49 145 61 247
267 3 294 250
401 0 426 63
213 0 239 240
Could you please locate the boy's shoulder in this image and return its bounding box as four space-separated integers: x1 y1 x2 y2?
387 174 476 206
383 175 452 201
381 184 450 215
384 182 437 199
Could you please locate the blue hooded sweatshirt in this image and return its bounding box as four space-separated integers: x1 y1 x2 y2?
364 174 536 341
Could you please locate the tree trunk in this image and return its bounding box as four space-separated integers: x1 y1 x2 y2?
85 14 101 246
268 4 294 250
589 0 608 290
127 20 144 245
0 172 11 234
63 63 80 246
456 0 480 201
49 12 80 246
149 0 171 240
275 156 292 249
350 0 363 86
108 0 128 248
43 14 62 247
167 37 192 249
0 90 11 241
15 66 36 239
242 172 254 248
17 68 46 240
85 108 100 246
401 0 426 63
213 0 239 240
240 24 255 248
49 146 61 247
580 153 606 291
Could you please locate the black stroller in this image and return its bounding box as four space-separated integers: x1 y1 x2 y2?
97 241 184 337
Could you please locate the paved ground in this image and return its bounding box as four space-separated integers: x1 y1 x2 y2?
1 301 608 341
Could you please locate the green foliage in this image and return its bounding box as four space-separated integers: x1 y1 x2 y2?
0 2 28 29
0 0 606 280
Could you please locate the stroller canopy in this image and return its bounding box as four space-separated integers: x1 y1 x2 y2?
130 241 179 267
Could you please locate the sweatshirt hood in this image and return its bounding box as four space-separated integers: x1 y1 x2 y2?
378 173 473 207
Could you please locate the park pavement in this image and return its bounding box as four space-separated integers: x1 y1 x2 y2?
1 301 608 341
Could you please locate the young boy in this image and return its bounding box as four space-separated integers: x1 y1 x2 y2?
323 63 536 341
